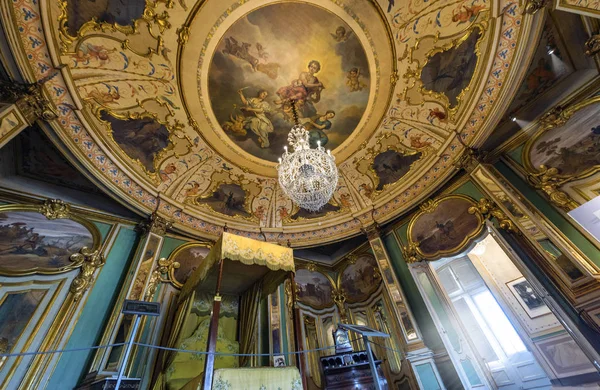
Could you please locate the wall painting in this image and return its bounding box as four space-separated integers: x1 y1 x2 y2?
526 100 600 178
295 268 333 309
409 195 483 259
0 211 94 274
340 255 380 303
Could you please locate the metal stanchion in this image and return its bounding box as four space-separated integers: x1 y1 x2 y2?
115 300 161 390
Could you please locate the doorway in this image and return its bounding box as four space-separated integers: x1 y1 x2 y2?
411 231 599 389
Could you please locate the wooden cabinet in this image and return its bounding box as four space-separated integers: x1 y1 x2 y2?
320 351 388 390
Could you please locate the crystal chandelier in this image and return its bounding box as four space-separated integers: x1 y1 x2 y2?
277 101 338 212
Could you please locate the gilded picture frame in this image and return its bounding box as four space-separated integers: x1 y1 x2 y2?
166 242 213 288
407 194 485 260
0 202 102 276
522 96 600 182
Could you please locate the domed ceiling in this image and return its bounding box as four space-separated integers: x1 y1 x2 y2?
6 0 543 245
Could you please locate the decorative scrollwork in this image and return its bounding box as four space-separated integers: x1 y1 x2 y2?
468 198 516 232
538 105 565 129
137 210 173 236
39 199 71 220
0 75 59 124
402 241 422 263
305 262 317 272
332 288 348 322
585 34 600 57
523 0 547 14
527 165 578 212
144 257 180 301
70 247 105 301
418 199 436 213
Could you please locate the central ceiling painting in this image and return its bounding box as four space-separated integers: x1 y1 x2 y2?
207 3 370 162
3 0 542 245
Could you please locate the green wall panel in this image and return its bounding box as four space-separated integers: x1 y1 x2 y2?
93 221 112 242
507 144 525 166
496 161 600 267
159 236 189 260
451 180 484 199
383 233 444 351
47 226 139 390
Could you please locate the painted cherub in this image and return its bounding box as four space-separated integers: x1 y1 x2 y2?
331 26 352 42
346 68 367 92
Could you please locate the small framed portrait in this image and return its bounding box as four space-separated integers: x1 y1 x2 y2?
273 355 286 367
507 277 551 319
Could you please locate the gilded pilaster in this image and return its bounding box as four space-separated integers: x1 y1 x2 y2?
82 211 171 381
362 224 425 351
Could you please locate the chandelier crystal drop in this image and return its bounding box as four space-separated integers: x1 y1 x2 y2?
277 103 339 212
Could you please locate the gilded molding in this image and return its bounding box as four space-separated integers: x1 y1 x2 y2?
70 247 105 301
527 165 579 212
38 199 71 220
468 198 517 232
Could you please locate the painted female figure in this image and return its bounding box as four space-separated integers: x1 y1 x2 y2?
302 110 335 148
238 89 274 148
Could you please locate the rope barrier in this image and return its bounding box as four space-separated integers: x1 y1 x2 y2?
0 338 364 359
0 342 126 359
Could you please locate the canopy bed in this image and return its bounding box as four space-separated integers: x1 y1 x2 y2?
154 232 299 390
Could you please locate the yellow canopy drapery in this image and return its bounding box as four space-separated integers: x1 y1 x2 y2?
179 232 295 302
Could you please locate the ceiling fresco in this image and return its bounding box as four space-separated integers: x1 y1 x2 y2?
3 0 544 245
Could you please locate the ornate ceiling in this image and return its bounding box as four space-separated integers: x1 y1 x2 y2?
2 0 545 246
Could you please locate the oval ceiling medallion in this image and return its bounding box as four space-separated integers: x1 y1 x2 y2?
207 2 372 163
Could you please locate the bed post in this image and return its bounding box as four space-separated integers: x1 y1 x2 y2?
289 271 308 390
202 258 225 390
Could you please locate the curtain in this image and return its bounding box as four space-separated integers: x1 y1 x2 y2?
151 291 196 390
238 281 262 367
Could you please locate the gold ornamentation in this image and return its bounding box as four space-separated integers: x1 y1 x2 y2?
401 241 422 263
524 0 547 14
39 199 71 220
165 242 212 288
402 16 490 119
144 257 180 301
538 105 565 129
585 34 600 57
527 165 579 212
468 198 516 232
177 26 190 46
137 210 173 236
332 288 348 322
390 71 399 86
418 199 435 213
305 262 317 272
0 77 58 124
360 222 380 240
70 247 105 301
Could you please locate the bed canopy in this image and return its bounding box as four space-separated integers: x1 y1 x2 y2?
154 232 296 390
